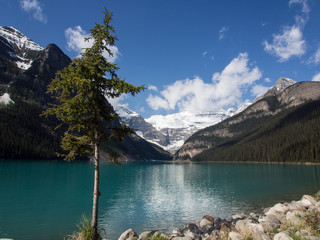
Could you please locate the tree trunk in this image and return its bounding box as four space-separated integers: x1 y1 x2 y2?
92 135 100 240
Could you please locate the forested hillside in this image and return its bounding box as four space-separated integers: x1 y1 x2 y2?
192 100 320 162
175 80 320 163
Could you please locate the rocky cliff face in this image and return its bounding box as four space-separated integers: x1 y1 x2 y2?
174 78 320 161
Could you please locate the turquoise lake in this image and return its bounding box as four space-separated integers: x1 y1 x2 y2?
0 160 320 240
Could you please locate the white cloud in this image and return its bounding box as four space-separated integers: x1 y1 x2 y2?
148 85 158 91
263 0 310 62
219 26 229 40
202 51 208 57
20 0 47 23
263 25 306 62
146 95 170 111
264 77 272 83
251 85 270 97
289 0 310 14
308 47 320 65
65 26 120 63
107 94 129 109
312 73 320 82
146 53 262 113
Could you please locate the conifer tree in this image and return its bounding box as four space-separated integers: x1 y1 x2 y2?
43 8 144 240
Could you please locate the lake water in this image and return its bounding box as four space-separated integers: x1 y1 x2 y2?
0 160 320 240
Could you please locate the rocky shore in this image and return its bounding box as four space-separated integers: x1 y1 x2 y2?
118 192 320 240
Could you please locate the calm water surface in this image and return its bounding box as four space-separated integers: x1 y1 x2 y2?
0 160 320 240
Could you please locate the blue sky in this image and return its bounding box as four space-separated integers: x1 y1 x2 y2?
1 0 320 118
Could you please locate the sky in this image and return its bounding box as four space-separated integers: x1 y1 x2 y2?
1 0 320 118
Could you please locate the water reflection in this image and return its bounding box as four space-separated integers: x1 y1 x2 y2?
0 161 319 240
98 162 320 239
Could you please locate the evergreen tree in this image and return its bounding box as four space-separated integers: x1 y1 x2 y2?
43 8 144 240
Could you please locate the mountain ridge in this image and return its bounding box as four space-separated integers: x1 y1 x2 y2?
174 79 320 162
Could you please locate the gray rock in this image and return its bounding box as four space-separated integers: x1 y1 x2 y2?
139 231 152 240
287 201 306 211
202 215 215 224
183 229 201 240
171 228 184 238
303 237 320 240
171 237 193 240
229 231 244 240
199 218 214 233
213 218 223 229
118 229 138 240
260 221 279 233
302 195 318 205
252 230 270 240
235 219 253 236
285 211 304 226
273 231 293 240
266 203 289 216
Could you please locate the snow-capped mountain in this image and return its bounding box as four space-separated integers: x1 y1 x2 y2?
145 109 240 152
0 26 43 70
117 78 297 153
116 106 170 147
116 106 238 153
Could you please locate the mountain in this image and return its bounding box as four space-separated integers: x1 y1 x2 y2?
145 109 238 152
116 106 239 153
0 26 172 161
174 78 320 163
116 106 170 147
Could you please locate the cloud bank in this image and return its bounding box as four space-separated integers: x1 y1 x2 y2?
20 0 47 23
65 26 120 63
147 53 262 113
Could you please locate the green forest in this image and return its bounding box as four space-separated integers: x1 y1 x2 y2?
192 99 320 163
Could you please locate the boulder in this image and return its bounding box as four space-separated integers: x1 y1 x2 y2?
251 229 270 240
118 229 138 240
285 211 304 226
273 231 293 240
259 214 281 232
235 219 253 236
229 231 244 240
171 237 193 240
266 203 289 216
183 224 202 240
220 221 236 239
199 218 214 233
202 215 215 224
302 195 318 205
213 218 223 229
287 201 306 212
171 228 184 238
302 237 320 240
139 230 166 240
300 199 313 208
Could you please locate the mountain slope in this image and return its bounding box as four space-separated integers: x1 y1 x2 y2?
174 80 320 163
0 26 172 161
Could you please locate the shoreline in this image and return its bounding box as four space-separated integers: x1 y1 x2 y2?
117 191 320 240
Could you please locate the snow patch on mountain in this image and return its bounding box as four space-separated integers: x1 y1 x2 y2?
0 26 43 52
145 109 236 131
0 26 43 70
